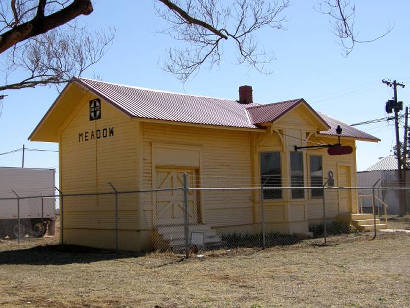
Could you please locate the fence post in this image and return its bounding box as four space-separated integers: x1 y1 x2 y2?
371 179 380 240
372 187 377 239
11 190 20 244
41 196 44 223
260 184 266 249
321 185 327 245
18 197 20 243
183 173 189 259
108 182 119 252
55 187 64 245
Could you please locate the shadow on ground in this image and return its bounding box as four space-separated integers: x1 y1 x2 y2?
0 245 143 265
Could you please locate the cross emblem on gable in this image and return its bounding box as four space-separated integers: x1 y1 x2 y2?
89 98 101 121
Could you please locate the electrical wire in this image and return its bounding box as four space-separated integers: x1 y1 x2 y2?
0 147 58 156
25 148 58 152
351 115 397 127
278 131 334 147
0 148 22 156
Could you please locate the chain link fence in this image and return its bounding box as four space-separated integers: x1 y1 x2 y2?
1 178 410 255
0 193 57 244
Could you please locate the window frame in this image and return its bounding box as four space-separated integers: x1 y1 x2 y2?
89 98 102 121
259 151 283 200
309 154 324 199
290 151 305 199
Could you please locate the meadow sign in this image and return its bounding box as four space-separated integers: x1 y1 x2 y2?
79 127 114 143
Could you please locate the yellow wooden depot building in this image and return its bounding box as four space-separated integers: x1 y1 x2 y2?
30 78 378 251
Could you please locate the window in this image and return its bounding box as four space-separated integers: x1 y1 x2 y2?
260 152 282 199
310 155 323 198
290 152 304 199
89 98 101 121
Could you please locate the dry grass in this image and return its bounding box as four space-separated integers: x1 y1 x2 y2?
0 230 410 308
386 215 410 230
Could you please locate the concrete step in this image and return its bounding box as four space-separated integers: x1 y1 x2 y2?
157 227 219 241
157 224 218 231
354 219 381 226
171 238 226 253
169 235 222 246
352 213 374 220
155 223 223 251
162 232 220 243
358 224 388 231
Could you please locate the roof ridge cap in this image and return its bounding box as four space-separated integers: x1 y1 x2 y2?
77 77 238 102
246 98 303 110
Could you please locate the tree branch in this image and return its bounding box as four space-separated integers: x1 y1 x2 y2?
10 0 19 25
318 0 392 55
158 0 288 81
0 0 93 54
0 24 114 92
36 0 48 19
0 76 60 91
158 0 228 40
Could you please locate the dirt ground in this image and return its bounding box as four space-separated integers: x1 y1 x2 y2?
0 229 409 308
387 215 410 230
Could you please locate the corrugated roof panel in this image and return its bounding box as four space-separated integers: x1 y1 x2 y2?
318 113 380 141
78 78 259 128
366 156 398 171
74 78 379 142
246 99 302 124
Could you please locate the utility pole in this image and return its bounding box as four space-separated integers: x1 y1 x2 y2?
382 79 406 215
403 107 409 168
404 107 409 214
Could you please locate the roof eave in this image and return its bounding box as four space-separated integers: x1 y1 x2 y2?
318 133 380 143
28 80 75 141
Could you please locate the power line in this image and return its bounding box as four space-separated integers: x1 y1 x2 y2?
350 115 397 127
25 148 59 153
0 148 22 156
0 147 58 156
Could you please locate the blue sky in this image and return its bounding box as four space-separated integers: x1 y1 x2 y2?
0 0 409 180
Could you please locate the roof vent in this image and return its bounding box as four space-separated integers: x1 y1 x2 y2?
239 85 253 104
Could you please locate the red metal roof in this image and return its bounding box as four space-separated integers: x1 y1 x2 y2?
246 99 302 124
318 113 380 141
77 77 260 128
246 98 330 130
74 78 379 141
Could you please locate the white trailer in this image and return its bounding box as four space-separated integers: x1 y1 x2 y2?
0 167 56 238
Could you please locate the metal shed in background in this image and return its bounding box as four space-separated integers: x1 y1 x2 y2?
357 156 410 214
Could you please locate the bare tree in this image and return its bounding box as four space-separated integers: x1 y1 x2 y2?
0 0 113 92
155 0 392 81
318 0 392 56
0 0 93 54
0 0 392 91
157 0 289 81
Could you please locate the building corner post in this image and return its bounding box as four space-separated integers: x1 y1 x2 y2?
55 187 64 245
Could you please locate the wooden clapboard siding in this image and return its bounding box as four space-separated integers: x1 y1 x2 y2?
305 136 357 221
141 122 254 230
59 88 140 249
